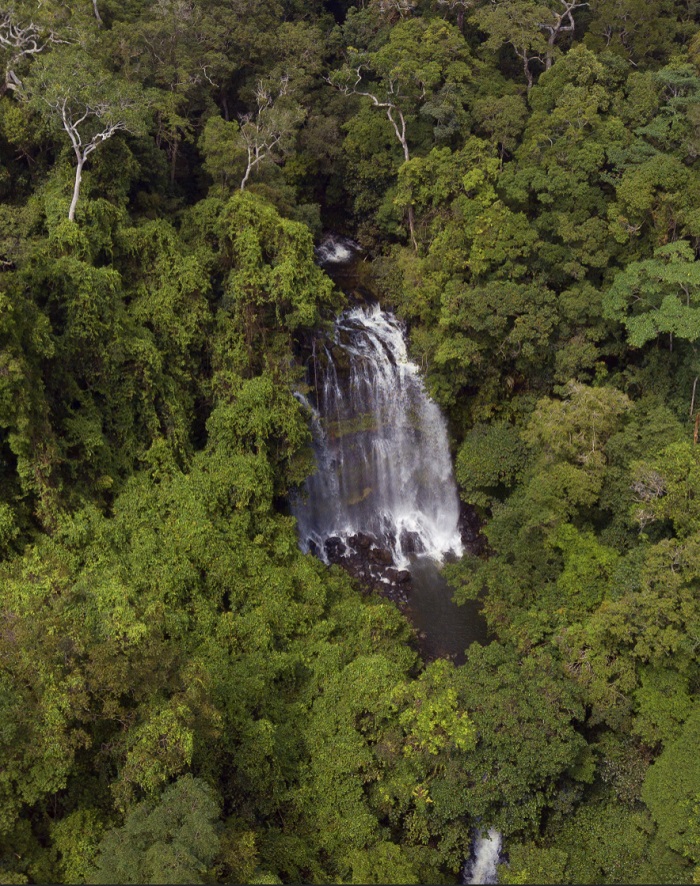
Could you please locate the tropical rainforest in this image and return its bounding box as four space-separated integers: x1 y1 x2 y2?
0 0 699 883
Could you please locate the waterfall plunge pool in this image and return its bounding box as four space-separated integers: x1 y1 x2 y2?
405 556 487 666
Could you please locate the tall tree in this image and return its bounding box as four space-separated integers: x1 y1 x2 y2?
0 6 65 94
236 76 306 191
329 17 472 246
603 241 700 351
25 48 148 220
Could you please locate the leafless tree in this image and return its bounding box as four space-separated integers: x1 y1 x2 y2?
333 66 411 164
372 0 417 20
538 0 589 70
52 97 130 220
0 10 65 93
92 0 103 27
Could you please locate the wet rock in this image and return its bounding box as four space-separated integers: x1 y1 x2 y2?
396 569 411 584
356 532 374 549
399 529 423 555
369 547 393 566
459 501 487 553
324 536 346 559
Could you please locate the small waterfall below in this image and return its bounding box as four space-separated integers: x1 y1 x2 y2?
293 304 463 570
462 830 502 885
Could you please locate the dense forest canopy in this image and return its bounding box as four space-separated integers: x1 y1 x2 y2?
0 0 699 883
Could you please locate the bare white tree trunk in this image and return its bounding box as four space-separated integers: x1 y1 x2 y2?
237 77 302 191
521 49 534 91
92 0 103 26
330 71 419 248
384 107 418 249
59 98 127 220
543 1 588 70
546 31 557 70
0 12 66 92
240 143 256 191
68 158 84 222
386 106 410 163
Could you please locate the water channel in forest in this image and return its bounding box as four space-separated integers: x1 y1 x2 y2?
292 234 488 665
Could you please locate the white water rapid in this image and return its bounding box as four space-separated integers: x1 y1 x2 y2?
462 829 502 885
314 233 361 266
293 304 463 569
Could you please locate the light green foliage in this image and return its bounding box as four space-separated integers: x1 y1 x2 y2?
504 795 691 884
472 89 528 156
337 17 472 125
470 1 551 88
200 115 244 190
550 523 619 612
499 842 569 885
52 809 109 885
398 659 476 756
585 0 684 66
25 46 148 219
217 191 337 347
566 535 699 671
502 46 627 281
603 241 700 348
395 140 500 229
0 272 57 531
550 801 662 884
451 383 631 654
522 381 631 467
633 667 694 746
333 16 473 236
298 655 477 880
631 441 700 537
345 841 420 885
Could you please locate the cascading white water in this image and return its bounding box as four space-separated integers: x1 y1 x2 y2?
462 829 502 885
314 233 361 266
293 304 463 569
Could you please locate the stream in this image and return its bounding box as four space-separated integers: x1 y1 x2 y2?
292 234 500 883
293 234 488 663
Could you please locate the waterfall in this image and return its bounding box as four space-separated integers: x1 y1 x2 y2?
293 304 463 570
462 830 502 885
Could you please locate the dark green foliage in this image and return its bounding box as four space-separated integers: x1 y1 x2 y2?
90 776 221 885
0 1 699 883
